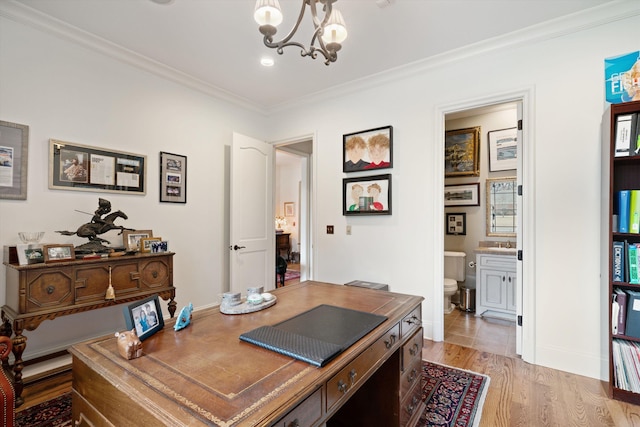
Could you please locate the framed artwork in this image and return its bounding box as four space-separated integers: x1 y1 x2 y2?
123 295 164 341
446 213 467 235
445 127 480 177
16 244 44 265
140 237 162 253
43 244 75 262
343 174 392 215
488 127 517 172
284 202 295 217
160 151 187 203
444 183 480 207
150 241 169 253
343 125 393 172
123 229 153 251
0 120 29 200
49 139 146 194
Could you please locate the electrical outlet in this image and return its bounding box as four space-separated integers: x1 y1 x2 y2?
346 225 352 235
326 225 334 234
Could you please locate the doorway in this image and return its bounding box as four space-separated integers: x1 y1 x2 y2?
275 138 313 283
436 88 534 364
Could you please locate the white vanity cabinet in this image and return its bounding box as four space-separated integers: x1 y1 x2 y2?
475 252 517 317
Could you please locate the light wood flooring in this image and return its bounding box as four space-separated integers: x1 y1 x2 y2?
444 307 518 358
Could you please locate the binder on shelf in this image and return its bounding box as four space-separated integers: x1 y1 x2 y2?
626 290 640 339
634 113 640 155
613 288 628 336
629 243 640 284
613 241 626 282
616 114 634 157
619 190 631 233
631 190 640 234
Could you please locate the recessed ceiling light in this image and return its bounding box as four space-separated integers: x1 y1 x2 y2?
261 57 275 67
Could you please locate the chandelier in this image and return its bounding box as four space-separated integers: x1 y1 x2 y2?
254 0 348 65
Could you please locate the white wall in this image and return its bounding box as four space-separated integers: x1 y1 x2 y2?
1 2 639 381
263 7 640 380
0 16 268 358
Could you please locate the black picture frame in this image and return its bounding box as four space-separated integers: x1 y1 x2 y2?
343 174 392 215
160 151 187 203
343 125 393 173
0 120 29 200
49 139 146 194
123 295 164 341
444 183 480 207
446 212 467 235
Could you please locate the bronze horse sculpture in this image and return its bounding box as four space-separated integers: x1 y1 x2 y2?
57 210 132 245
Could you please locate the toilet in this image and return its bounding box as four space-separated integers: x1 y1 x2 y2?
444 251 466 314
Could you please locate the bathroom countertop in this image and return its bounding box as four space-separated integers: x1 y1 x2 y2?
474 247 517 256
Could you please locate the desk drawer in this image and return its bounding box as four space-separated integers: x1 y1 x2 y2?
401 328 423 373
401 305 421 338
326 323 400 411
273 388 322 427
25 269 74 312
400 380 424 427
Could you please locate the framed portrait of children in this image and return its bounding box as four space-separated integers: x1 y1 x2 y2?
343 174 392 215
123 295 164 341
343 125 393 173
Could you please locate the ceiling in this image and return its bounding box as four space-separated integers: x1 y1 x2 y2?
7 0 616 111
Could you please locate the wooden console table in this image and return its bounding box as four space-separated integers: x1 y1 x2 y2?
275 232 290 261
70 281 424 426
2 251 176 406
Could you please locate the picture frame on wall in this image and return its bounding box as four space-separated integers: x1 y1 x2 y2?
488 127 517 172
444 183 480 207
0 120 29 200
444 127 480 177
160 151 187 203
343 125 393 172
284 202 295 217
343 174 392 215
446 213 467 235
49 139 146 194
122 294 164 341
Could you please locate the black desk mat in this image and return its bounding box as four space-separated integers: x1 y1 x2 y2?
239 304 387 367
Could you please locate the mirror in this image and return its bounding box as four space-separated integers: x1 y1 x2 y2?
486 177 517 237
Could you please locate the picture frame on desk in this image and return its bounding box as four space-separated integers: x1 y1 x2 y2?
140 237 162 253
150 241 168 253
123 230 153 252
123 295 164 341
43 244 75 262
0 120 29 200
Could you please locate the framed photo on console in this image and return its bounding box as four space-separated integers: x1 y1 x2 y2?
123 295 164 341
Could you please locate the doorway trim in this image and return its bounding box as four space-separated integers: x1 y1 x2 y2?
273 133 316 282
434 87 536 364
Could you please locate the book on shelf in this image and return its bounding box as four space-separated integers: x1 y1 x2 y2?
632 190 640 234
635 113 640 155
613 241 626 282
613 288 628 336
619 190 631 233
629 243 640 284
615 114 635 157
612 338 640 393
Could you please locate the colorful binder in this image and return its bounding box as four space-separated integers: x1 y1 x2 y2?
613 241 626 282
619 190 631 233
630 190 640 234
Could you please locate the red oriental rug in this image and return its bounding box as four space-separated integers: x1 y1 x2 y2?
16 361 488 427
419 361 490 427
284 269 300 281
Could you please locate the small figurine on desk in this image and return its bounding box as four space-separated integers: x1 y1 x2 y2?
174 303 193 331
115 329 143 360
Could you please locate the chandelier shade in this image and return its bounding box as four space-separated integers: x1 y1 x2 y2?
254 0 347 65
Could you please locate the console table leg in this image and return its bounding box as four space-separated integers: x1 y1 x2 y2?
11 321 26 407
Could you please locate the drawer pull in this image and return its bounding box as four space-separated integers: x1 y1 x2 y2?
349 369 357 386
406 396 419 415
47 285 55 295
385 334 397 349
407 368 418 384
337 380 348 394
405 315 420 325
286 419 300 427
409 342 419 356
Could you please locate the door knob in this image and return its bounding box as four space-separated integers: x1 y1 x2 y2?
230 245 246 251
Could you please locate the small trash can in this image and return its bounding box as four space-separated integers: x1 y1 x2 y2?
459 286 475 313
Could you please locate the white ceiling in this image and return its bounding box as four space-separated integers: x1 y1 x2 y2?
7 0 616 111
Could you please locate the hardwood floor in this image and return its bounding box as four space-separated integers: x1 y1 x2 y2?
444 308 518 358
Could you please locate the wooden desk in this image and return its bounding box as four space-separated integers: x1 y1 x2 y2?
275 232 290 260
70 281 424 426
2 252 176 406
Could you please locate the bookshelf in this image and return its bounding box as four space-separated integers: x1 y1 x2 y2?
604 100 640 404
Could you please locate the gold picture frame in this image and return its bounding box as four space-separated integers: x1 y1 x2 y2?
140 237 162 253
122 230 153 251
445 127 480 177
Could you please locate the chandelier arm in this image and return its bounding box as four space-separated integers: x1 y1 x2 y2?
263 0 309 50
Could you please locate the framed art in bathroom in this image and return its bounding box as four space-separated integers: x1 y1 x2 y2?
445 213 466 235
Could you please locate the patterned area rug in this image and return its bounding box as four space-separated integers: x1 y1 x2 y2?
15 361 488 427
284 269 300 281
16 392 71 427
419 361 490 427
